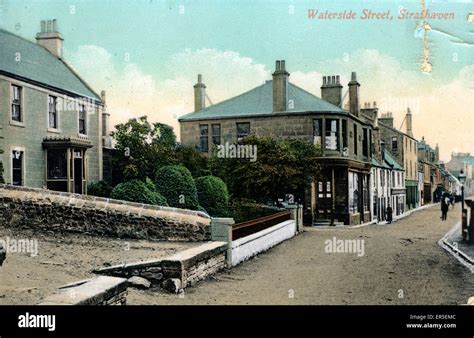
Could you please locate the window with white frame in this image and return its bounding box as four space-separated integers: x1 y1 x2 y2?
11 85 22 122
79 105 87 134
48 96 58 129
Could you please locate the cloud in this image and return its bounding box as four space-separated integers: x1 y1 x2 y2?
65 46 270 133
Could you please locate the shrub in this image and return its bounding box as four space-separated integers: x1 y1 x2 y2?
110 179 168 206
87 180 112 197
228 199 280 224
155 165 199 210
195 176 229 217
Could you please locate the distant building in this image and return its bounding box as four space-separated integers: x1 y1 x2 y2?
0 20 111 193
377 109 419 209
179 61 374 225
417 137 438 204
446 152 474 196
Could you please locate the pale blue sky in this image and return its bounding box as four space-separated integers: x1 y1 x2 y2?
1 0 473 160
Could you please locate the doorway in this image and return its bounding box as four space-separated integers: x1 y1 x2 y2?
73 151 83 194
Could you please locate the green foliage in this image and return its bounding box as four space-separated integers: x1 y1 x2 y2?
228 199 280 224
87 180 112 197
175 145 210 178
195 176 229 217
110 179 168 206
155 165 200 210
111 116 177 184
210 135 321 205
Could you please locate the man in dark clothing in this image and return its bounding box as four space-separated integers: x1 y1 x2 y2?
386 205 393 224
441 193 449 221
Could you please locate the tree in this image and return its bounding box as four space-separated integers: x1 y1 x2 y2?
111 116 177 184
209 135 322 205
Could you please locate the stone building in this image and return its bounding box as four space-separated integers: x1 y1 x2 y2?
417 137 438 204
0 20 111 193
370 147 405 222
377 109 419 209
446 152 474 196
179 60 374 225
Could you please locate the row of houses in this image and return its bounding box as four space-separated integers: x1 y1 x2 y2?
0 22 465 226
179 60 464 225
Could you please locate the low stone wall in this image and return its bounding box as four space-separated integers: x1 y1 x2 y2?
39 276 128 305
0 184 211 241
231 219 296 266
94 241 227 292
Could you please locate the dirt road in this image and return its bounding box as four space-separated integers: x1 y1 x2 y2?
129 204 474 305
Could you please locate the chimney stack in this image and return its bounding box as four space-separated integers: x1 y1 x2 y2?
378 112 394 128
272 60 290 112
381 140 386 164
406 107 413 137
435 144 439 162
36 19 64 58
321 75 343 107
348 72 360 116
194 74 206 112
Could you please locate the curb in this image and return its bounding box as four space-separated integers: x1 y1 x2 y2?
438 221 474 273
308 202 437 230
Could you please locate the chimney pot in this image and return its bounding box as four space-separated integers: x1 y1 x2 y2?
373 101 377 108
351 72 357 81
336 75 340 84
276 60 281 71
281 60 285 70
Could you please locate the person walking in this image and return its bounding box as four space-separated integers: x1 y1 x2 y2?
386 204 393 224
441 193 449 221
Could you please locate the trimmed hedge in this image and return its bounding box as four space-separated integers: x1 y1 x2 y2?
195 176 229 217
87 180 112 198
228 199 280 224
155 165 200 210
110 179 168 206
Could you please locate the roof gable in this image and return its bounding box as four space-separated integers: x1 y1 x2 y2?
179 80 345 121
0 29 101 101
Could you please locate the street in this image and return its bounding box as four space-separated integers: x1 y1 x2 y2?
129 204 474 305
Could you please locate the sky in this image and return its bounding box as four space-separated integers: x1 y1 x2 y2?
0 0 473 162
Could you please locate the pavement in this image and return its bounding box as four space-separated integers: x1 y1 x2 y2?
439 221 474 272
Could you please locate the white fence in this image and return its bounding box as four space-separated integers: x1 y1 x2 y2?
230 219 296 266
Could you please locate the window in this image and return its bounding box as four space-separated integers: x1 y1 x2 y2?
79 105 87 134
313 119 322 146
363 175 369 211
47 149 67 179
236 122 250 140
325 119 339 150
362 128 368 157
392 172 395 187
342 120 347 149
349 172 359 213
353 124 358 155
11 85 22 122
392 137 398 151
211 124 221 145
12 150 23 186
199 125 209 152
48 96 58 129
368 129 372 157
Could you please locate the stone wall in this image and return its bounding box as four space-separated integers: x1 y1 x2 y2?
94 242 227 292
0 184 211 241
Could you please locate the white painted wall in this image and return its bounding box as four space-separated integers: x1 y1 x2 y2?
230 220 296 267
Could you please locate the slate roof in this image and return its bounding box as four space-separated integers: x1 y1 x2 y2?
461 156 474 164
179 80 346 121
0 29 101 101
384 150 403 170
